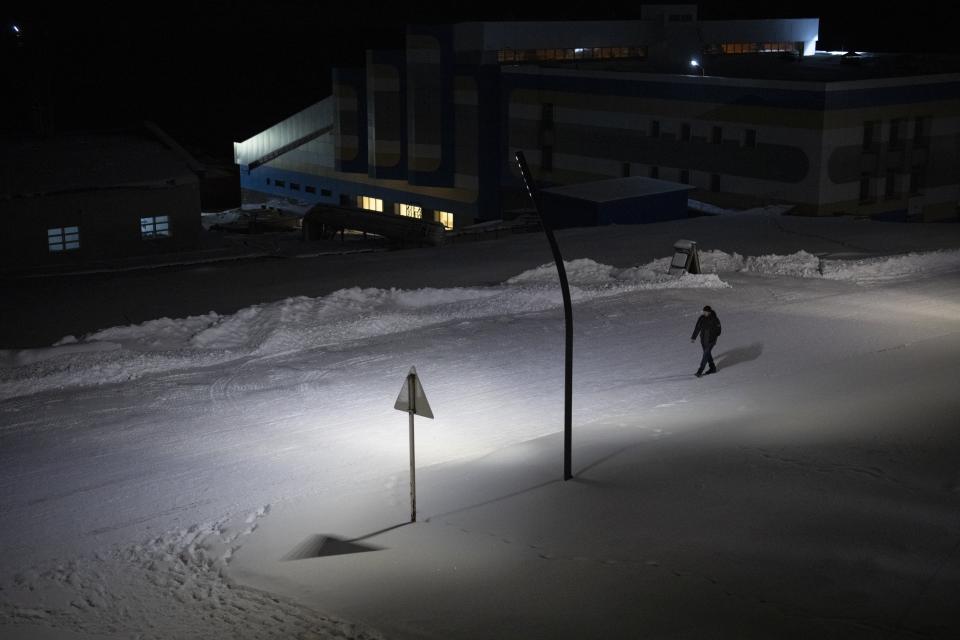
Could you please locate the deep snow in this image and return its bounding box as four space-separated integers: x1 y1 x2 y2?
2 208 960 639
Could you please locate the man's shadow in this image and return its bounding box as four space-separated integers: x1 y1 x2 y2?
715 343 764 369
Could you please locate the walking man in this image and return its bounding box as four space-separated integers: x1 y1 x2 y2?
691 305 721 377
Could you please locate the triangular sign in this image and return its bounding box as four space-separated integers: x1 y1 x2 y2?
394 366 434 419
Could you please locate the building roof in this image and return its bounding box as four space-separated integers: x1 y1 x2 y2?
0 125 200 199
542 177 693 203
534 52 960 84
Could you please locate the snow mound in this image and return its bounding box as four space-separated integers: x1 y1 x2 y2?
3 248 957 401
0 259 728 400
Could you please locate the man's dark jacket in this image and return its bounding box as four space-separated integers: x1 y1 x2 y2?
692 313 722 346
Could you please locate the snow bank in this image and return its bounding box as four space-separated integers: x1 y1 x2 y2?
0 260 728 400
2 247 958 401
697 248 960 282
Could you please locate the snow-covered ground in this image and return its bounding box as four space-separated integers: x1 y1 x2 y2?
2 208 960 638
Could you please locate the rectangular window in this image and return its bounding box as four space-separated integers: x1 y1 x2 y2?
744 129 757 148
140 215 171 239
884 170 897 198
859 173 873 201
862 121 878 151
909 169 924 194
681 124 691 142
622 162 631 177
437 211 454 230
711 126 722 145
357 196 383 212
913 116 930 147
650 120 660 138
889 119 904 150
304 185 316 194
649 166 659 179
711 173 721 192
266 178 271 185
541 146 553 171
47 226 80 252
398 203 423 219
680 169 690 184
290 182 300 191
274 179 286 188
321 188 332 197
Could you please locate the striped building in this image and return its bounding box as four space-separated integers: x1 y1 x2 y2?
235 6 960 228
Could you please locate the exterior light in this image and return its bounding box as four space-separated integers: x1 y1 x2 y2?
690 59 699 67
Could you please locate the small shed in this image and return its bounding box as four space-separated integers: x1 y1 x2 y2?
539 177 694 228
0 123 203 272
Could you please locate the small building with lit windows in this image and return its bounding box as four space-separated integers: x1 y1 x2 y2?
235 5 960 227
0 123 202 272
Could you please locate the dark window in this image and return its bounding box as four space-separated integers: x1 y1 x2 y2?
913 116 930 147
274 179 286 188
862 121 878 151
290 182 300 191
680 169 690 184
339 194 352 206
266 178 271 185
884 170 897 198
321 188 332 197
304 185 316 194
541 102 554 126
622 162 631 177
711 126 722 144
650 120 660 138
744 129 757 147
859 173 872 201
711 173 721 192
649 166 659 179
889 119 904 149
681 124 691 142
910 169 924 194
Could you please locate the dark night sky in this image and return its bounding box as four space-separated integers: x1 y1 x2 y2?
1 1 953 159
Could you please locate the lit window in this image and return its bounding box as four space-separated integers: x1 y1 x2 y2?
140 216 171 239
48 226 80 252
398 204 423 219
357 196 383 212
437 211 454 230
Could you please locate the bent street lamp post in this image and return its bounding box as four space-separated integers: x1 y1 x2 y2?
514 151 574 481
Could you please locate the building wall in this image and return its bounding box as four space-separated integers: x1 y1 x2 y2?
333 68 368 173
1 183 200 270
366 50 407 180
501 67 960 222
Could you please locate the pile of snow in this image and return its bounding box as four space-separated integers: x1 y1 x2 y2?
0 259 727 401
696 248 960 282
2 248 958 401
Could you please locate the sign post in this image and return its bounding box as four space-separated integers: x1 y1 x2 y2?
394 366 433 522
668 239 701 275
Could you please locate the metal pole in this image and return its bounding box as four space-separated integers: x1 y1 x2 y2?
514 151 574 481
408 374 417 522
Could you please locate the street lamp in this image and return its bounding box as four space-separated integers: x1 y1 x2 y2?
690 59 704 76
514 150 574 481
